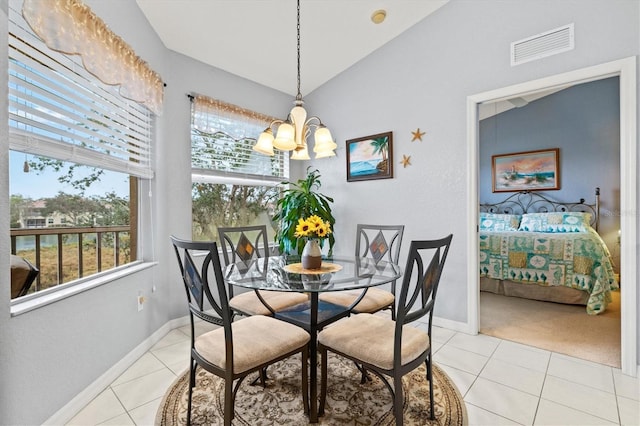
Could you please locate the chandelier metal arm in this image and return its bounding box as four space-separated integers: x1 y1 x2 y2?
252 0 335 160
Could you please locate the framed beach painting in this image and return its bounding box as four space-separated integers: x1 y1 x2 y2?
492 148 560 192
346 132 393 182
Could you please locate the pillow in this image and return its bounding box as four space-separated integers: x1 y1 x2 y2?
518 212 591 233
479 213 521 232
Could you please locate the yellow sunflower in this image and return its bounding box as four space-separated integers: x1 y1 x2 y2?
294 217 311 238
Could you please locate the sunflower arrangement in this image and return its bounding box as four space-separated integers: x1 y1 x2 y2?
294 215 332 240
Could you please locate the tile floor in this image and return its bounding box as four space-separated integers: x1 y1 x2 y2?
68 318 640 425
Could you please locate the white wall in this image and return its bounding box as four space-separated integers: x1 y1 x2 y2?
304 0 639 326
0 0 294 424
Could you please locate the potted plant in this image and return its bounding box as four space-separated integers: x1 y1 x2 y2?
272 167 335 256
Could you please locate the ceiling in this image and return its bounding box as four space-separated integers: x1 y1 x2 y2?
478 87 571 120
136 0 449 96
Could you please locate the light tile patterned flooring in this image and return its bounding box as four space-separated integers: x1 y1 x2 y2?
68 318 640 425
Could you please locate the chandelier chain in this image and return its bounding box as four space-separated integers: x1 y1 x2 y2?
252 0 336 159
296 0 302 101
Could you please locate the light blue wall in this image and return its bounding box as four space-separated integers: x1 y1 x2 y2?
0 0 294 424
479 77 621 270
304 0 638 325
0 0 638 424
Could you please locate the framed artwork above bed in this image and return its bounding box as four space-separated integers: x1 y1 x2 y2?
492 148 560 192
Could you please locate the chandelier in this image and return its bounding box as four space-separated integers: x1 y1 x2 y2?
253 0 337 160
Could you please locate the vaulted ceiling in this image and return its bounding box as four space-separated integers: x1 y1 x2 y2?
136 0 449 96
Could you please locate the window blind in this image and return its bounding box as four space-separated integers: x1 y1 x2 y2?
8 0 154 179
191 95 288 183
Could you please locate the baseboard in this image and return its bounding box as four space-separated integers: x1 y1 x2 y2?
432 315 474 334
43 315 190 426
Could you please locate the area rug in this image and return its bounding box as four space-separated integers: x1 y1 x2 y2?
156 353 467 425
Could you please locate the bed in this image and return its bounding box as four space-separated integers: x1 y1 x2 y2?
479 188 619 315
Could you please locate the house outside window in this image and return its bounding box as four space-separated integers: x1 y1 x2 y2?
8 0 155 298
190 95 288 243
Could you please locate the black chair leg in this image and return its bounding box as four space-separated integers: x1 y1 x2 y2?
319 347 328 416
427 356 435 420
187 361 196 426
353 361 372 384
302 347 310 415
393 373 404 426
249 366 270 387
224 378 233 426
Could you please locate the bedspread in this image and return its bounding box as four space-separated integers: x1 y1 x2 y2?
479 228 619 314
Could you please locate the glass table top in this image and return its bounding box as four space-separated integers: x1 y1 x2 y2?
224 255 402 293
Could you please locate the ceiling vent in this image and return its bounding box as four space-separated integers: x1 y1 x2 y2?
511 24 574 66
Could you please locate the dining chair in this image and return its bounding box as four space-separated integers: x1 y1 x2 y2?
217 225 308 317
317 235 453 425
170 236 310 426
319 224 404 319
10 254 39 299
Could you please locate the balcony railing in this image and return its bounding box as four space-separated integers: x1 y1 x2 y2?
10 225 131 293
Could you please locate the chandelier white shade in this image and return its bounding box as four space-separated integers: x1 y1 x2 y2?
253 0 336 160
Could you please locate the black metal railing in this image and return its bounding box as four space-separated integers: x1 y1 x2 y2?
10 226 131 293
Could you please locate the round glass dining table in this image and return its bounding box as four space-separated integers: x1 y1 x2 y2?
224 255 402 423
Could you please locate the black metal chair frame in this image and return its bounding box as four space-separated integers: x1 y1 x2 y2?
217 225 302 317
319 235 453 425
218 225 269 299
354 223 404 319
171 236 309 426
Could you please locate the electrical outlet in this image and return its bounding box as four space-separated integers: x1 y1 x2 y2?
137 292 144 312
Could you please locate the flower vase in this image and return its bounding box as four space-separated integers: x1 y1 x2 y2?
301 239 322 269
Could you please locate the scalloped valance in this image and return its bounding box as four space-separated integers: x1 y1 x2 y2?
22 0 164 115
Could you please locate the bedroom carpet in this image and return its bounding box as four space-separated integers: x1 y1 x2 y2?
480 290 621 368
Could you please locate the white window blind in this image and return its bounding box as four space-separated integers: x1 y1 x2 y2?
191 95 288 184
8 0 154 179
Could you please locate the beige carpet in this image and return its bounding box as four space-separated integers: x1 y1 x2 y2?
480 290 621 367
156 353 467 425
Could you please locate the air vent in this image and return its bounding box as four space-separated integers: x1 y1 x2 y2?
511 24 574 66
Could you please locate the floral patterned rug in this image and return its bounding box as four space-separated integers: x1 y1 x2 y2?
156 353 467 425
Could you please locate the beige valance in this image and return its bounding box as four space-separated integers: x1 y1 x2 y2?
192 95 277 125
22 0 164 116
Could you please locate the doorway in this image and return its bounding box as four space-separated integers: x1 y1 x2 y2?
466 57 637 377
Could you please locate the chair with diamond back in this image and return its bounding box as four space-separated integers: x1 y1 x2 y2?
320 224 404 319
171 236 310 426
318 235 453 425
218 225 308 317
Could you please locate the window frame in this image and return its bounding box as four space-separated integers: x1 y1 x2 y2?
189 94 289 243
8 0 157 310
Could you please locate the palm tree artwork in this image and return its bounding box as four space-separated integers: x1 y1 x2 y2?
370 135 389 173
346 132 393 181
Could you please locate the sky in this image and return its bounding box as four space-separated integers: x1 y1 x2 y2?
348 139 383 163
9 151 130 199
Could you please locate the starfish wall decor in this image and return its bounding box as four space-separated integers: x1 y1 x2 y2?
411 128 425 142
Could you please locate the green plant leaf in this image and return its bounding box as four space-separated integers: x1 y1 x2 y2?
272 167 335 255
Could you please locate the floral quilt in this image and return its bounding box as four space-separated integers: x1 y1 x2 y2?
479 228 619 314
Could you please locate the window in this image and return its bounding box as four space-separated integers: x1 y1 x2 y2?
8 0 153 298
190 95 288 242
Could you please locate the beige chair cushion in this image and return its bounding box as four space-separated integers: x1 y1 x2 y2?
195 315 310 374
318 313 429 371
230 290 309 316
319 287 394 313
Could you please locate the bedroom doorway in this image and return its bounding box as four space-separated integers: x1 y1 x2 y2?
466 57 637 377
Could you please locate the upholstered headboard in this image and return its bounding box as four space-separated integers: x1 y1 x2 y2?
479 187 600 231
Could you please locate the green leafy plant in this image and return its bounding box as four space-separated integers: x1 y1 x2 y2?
272 168 335 255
